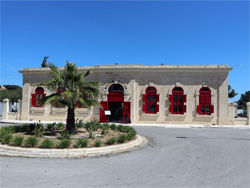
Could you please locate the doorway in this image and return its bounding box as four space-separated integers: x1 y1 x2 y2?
109 102 123 123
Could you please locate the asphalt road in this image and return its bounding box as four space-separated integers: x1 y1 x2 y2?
0 127 249 188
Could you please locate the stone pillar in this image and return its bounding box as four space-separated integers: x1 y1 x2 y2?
247 102 250 125
233 103 238 118
2 99 9 120
21 83 30 120
18 99 22 120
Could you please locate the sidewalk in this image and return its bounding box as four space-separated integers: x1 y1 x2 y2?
0 120 249 129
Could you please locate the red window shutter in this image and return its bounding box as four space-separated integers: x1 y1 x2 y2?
143 94 147 102
183 95 186 103
197 105 201 114
169 95 173 103
155 104 159 113
210 105 214 113
155 95 159 102
183 105 186 113
169 104 173 113
205 94 211 104
100 101 108 123
32 94 36 107
143 104 147 112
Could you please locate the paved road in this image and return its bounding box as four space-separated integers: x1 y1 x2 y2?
0 127 249 188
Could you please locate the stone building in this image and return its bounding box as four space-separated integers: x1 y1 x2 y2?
10 64 247 125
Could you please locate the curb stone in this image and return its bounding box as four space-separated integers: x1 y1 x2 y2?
0 135 148 158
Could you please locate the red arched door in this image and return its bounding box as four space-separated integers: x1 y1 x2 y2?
100 84 131 123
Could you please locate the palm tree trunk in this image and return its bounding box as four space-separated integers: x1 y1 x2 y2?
66 107 75 133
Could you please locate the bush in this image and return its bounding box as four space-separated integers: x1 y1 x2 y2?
12 125 21 133
110 124 116 130
23 137 38 147
40 138 54 149
105 137 116 145
60 129 70 139
57 139 71 149
116 125 123 132
117 134 127 143
126 130 136 140
75 138 88 148
94 140 102 147
76 119 84 129
101 123 109 135
10 136 24 146
47 123 56 131
33 124 45 137
56 122 65 130
19 124 30 132
84 119 101 138
1 134 13 144
0 127 12 142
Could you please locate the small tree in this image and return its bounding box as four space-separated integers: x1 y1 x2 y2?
237 91 250 111
228 85 238 98
38 61 101 133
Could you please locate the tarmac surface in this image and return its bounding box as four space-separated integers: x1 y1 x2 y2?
0 126 249 188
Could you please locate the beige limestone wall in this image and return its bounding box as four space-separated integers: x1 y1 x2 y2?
19 65 234 125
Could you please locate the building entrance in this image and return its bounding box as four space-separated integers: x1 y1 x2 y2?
100 83 131 123
109 102 123 123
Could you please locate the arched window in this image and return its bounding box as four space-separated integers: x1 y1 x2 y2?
108 84 124 92
169 87 186 114
32 87 45 107
142 87 159 114
197 87 214 115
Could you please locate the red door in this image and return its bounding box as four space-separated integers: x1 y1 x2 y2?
123 102 131 124
100 101 108 123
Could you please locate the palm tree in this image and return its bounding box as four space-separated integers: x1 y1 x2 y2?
38 61 101 133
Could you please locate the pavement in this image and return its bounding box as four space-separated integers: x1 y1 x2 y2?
0 126 249 188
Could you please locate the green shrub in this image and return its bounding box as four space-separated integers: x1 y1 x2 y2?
33 124 45 137
116 125 123 132
0 127 12 142
57 139 71 149
10 136 24 146
75 138 88 148
1 134 13 144
84 119 101 138
40 138 54 149
60 129 70 139
117 134 127 143
23 137 38 147
56 122 65 130
110 124 116 130
12 125 21 133
94 140 102 147
101 123 109 135
19 124 30 132
47 123 56 131
126 130 136 140
76 119 84 129
105 137 116 145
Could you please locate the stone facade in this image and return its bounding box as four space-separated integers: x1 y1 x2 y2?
14 64 245 125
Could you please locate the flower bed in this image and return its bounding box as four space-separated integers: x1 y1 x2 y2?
0 120 136 149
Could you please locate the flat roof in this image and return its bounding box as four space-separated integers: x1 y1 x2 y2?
19 64 233 73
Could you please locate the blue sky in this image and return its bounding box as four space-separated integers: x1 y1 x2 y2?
1 1 249 101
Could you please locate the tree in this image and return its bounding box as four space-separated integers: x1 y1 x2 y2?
237 91 250 110
0 85 22 102
228 85 238 98
38 61 101 133
41 56 49 67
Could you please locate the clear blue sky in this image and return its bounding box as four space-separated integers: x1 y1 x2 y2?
1 1 249 101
